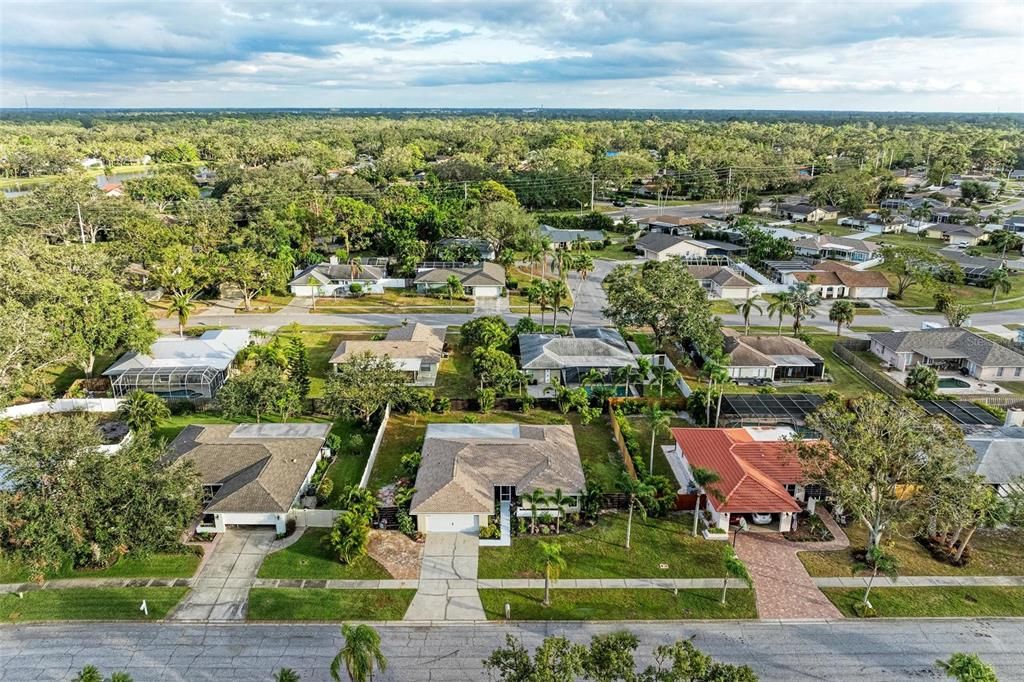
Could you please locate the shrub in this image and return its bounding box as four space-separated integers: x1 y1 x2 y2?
431 396 451 413
479 524 501 539
400 451 422 478
346 433 366 454
396 508 415 537
518 394 535 413
477 387 497 412
315 477 334 505
707 527 727 534
323 510 370 564
349 282 363 295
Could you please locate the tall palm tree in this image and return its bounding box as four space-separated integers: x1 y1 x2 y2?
829 299 856 337
539 236 554 278
538 541 566 607
549 278 570 332
613 365 636 396
567 252 594 327
721 550 753 605
643 402 672 474
525 242 544 277
331 624 387 682
522 489 550 534
619 474 655 550
651 366 681 397
524 280 540 320
548 488 572 534
634 356 652 392
534 280 552 329
444 274 464 306
766 294 792 336
701 357 729 426
167 292 196 337
786 282 821 335
690 467 723 536
309 280 323 311
349 256 362 280
986 268 1012 304
738 297 763 336
580 368 605 389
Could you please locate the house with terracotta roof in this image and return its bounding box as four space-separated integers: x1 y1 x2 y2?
783 261 890 299
721 328 825 383
330 323 445 385
99 182 124 198
669 426 822 532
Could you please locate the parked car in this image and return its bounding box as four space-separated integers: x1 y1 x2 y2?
612 200 626 207
750 513 773 525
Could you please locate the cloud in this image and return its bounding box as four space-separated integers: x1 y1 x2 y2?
0 0 1021 111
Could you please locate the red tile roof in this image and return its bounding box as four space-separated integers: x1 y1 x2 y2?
670 428 807 513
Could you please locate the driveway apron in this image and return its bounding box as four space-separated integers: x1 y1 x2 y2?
404 532 485 621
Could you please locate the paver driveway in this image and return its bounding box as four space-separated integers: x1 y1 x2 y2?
169 529 276 622
404 532 485 621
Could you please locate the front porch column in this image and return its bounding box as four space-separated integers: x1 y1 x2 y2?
779 512 793 532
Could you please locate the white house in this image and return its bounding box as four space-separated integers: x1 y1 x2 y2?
785 261 890 299
868 329 1024 381
414 262 506 298
289 258 402 296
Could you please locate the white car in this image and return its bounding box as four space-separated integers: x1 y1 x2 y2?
750 513 773 525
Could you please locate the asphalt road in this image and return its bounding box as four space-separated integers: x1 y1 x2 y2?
1 620 1022 681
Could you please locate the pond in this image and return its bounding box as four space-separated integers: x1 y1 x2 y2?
937 377 971 389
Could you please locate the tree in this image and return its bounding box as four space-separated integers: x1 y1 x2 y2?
828 300 855 337
603 260 721 354
567 251 594 327
644 639 758 682
286 336 311 401
484 634 586 682
167 292 197 337
465 201 538 256
796 395 974 553
324 352 413 424
584 631 641 682
985 268 1012 305
459 315 512 351
117 389 170 433
224 249 287 311
548 488 572 535
948 477 1010 564
549 278 570 331
690 467 723 537
651 365 681 398
738 297 763 336
936 653 998 682
644 403 672 474
882 245 950 299
64 279 157 377
331 197 381 255
766 294 792 336
471 346 519 392
522 489 549 534
620 474 655 550
444 274 465 306
943 302 971 328
538 541 566 606
721 549 753 605
331 624 387 682
853 546 899 609
215 362 302 423
335 485 379 523
905 364 939 400
785 282 821 334
74 666 134 682
325 511 370 565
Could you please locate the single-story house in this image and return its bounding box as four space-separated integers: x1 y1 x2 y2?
968 430 1024 497
1004 216 1024 233
414 261 506 298
774 203 839 223
760 226 809 241
638 215 706 236
519 328 637 388
838 211 908 234
930 206 975 224
329 323 445 386
539 224 605 249
165 423 331 534
786 261 890 299
635 233 742 261
687 265 755 300
289 258 395 296
409 423 586 533
868 329 1024 380
720 328 825 383
793 235 881 264
104 329 251 404
925 223 987 246
670 426 822 532
764 259 819 283
937 249 1015 285
99 182 125 198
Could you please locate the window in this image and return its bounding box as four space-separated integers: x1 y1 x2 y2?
1016 368 1022 377
997 368 1005 377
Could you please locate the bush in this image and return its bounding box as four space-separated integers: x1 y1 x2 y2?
518 394 535 413
400 451 421 478
431 396 451 414
349 282 363 295
479 524 501 539
346 433 366 455
477 387 497 412
324 511 370 564
316 477 334 505
396 508 415 537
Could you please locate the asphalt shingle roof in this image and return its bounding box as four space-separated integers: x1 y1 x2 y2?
869 329 1024 368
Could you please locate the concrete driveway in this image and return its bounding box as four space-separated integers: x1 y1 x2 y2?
404 532 484 621
169 529 276 622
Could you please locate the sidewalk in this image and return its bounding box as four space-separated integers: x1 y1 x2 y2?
813 575 1024 588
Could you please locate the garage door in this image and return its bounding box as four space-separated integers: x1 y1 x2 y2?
424 514 479 533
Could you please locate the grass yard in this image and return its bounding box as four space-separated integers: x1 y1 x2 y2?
480 588 756 621
596 242 640 261
995 381 1024 394
791 221 859 238
433 350 477 399
479 513 730 580
799 522 1024 577
0 550 202 584
311 289 474 313
235 294 293 313
273 325 389 398
247 588 415 621
710 300 736 315
371 409 566 488
866 233 947 250
565 412 625 490
0 587 188 622
19 352 119 401
823 587 1024 618
257 528 392 580
628 415 688 481
881 268 1024 312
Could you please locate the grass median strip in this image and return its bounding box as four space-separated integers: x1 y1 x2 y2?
0 587 189 622
823 587 1024 618
247 588 415 621
479 588 756 620
257 528 391 580
0 551 202 584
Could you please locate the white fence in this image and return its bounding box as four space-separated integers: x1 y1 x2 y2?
381 278 408 289
358 403 392 489
290 508 341 528
852 257 884 270
1 398 123 419
733 261 772 285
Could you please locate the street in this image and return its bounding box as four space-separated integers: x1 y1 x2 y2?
1 619 1022 680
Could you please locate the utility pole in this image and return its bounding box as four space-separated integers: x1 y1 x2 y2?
590 173 596 210
76 201 86 244
463 182 468 201
810 163 816 178
725 166 733 214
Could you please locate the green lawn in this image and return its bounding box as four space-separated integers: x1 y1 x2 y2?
0 550 201 584
823 587 1024 618
311 289 473 313
20 352 119 400
709 300 736 315
866 233 947 250
273 325 389 398
479 513 730 579
566 412 625 490
881 268 1024 312
257 528 391 580
596 242 640 261
247 588 415 621
799 522 1024 577
235 294 294 313
791 220 859 238
433 350 477 399
628 415 687 481
0 587 188 622
480 588 756 620
995 381 1024 394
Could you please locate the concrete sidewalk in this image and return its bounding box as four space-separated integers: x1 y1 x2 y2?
814 575 1024 588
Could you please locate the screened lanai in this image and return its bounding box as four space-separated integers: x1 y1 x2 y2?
111 365 226 403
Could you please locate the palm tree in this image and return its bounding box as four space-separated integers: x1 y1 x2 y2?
331 624 387 682
786 282 821 335
525 242 544 277
444 274 464 306
549 278 570 331
721 550 753 605
538 541 566 607
548 488 572 534
986 268 1012 305
853 546 899 609
634 356 652 392
524 280 540 321
580 368 605 389
738 297 763 336
167 292 196 337
275 669 301 682
690 467 723 537
567 252 594 327
118 389 170 433
349 256 363 280
309 281 323 311
613 365 637 396
539 236 554 278
522 489 550 534
620 474 655 550
544 379 573 414
701 357 729 426
650 365 681 398
643 403 672 474
766 294 792 336
591 384 616 408
828 299 856 337
534 280 552 329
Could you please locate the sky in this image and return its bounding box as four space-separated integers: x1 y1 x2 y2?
1 0 1022 112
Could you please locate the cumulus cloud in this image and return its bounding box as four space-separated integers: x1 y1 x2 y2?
0 0 1021 111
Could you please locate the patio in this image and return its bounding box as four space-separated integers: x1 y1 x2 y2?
886 369 1010 394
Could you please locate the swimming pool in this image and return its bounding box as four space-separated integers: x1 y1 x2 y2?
937 377 971 389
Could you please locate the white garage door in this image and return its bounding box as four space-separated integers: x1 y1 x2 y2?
424 514 479 533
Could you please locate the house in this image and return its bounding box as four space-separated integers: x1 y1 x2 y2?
164 423 331 534
414 262 506 298
669 426 822 532
519 328 637 389
635 233 743 261
638 215 707 236
1009 170 1024 180
793 235 881 264
409 423 585 533
289 257 396 296
1004 216 1024 233
925 223 987 246
99 182 124 198
539 224 605 249
434 237 495 261
686 265 755 300
966 410 1024 496
838 211 908 234
930 206 974 224
774 203 839 223
104 329 251 403
764 259 819 282
786 261 890 299
937 249 1015 285
760 226 809 241
868 329 1024 381
720 328 825 383
329 323 445 386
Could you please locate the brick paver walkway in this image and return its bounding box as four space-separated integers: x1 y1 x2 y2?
734 510 849 620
